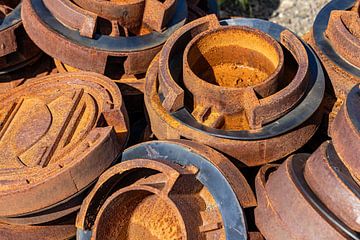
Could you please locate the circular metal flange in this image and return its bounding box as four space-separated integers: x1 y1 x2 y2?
331 84 360 184
0 2 42 74
306 0 360 123
21 0 188 75
0 217 76 240
145 15 325 166
0 182 89 225
76 140 256 240
255 154 360 240
304 141 360 232
313 0 360 77
0 72 129 218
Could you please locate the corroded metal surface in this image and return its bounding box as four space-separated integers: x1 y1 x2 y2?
0 72 128 218
306 0 360 124
0 221 76 240
255 155 358 239
21 0 188 95
304 142 360 232
255 86 360 238
76 140 256 240
145 15 325 166
331 84 360 185
0 1 42 84
54 58 145 96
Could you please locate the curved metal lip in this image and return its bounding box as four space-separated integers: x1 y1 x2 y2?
119 141 248 240
326 143 360 199
1 152 122 220
290 154 360 240
346 84 360 132
30 0 188 52
0 4 22 31
167 18 325 140
313 0 360 77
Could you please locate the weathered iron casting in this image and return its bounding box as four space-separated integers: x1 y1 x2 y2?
21 0 189 95
76 140 257 240
0 1 43 90
255 85 360 239
0 217 76 240
305 0 360 124
0 72 129 224
331 84 360 186
145 15 325 166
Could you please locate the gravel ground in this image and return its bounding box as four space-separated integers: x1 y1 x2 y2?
221 0 331 36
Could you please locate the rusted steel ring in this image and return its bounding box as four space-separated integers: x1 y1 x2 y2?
0 72 129 218
21 0 187 75
145 16 324 166
313 0 360 77
305 142 360 232
174 18 324 139
76 140 256 240
255 154 359 239
331 84 360 184
0 2 41 74
0 183 89 225
0 219 76 240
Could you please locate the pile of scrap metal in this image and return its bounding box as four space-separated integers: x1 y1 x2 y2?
0 0 358 239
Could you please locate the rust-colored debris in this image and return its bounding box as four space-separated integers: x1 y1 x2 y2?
76 140 256 240
0 72 128 220
305 0 360 125
21 0 189 96
145 15 325 166
255 85 360 239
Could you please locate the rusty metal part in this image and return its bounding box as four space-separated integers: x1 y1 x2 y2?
54 58 145 95
305 0 360 123
0 221 76 240
76 140 256 240
0 182 90 225
304 141 360 232
21 0 188 95
0 213 76 240
0 72 129 218
0 55 57 94
331 84 360 184
0 2 42 74
255 154 359 239
144 15 325 166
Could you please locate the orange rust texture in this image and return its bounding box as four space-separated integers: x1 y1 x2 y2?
255 85 360 238
77 140 256 240
305 4 360 124
145 16 321 166
0 72 128 217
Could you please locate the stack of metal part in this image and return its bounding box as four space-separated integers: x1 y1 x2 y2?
0 0 359 239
